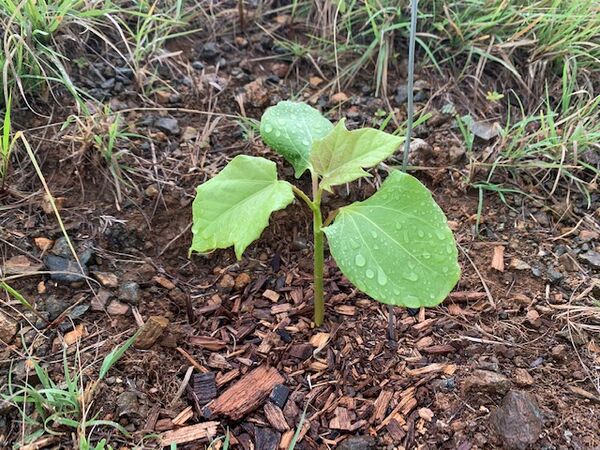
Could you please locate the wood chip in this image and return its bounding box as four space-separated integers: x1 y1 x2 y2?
63 324 87 346
422 344 456 355
271 303 292 314
491 245 505 272
172 406 193 426
159 421 219 446
415 336 434 349
216 369 240 387
334 305 356 316
264 401 290 431
329 407 354 430
568 385 600 402
191 372 217 406
206 365 284 420
207 353 231 370
135 315 169 349
309 332 330 353
189 336 226 350
255 427 281 450
289 344 313 360
153 275 176 290
34 237 53 251
262 289 280 302
371 390 393 423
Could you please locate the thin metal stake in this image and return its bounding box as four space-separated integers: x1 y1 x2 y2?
388 0 419 343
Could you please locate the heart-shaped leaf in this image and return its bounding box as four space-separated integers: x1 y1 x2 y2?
190 155 294 259
260 101 334 177
310 119 403 192
323 171 460 307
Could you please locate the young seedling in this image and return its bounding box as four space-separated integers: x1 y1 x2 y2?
190 101 460 326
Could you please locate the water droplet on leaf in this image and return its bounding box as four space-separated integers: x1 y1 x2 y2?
355 254 366 267
377 269 388 286
263 124 273 133
366 269 375 279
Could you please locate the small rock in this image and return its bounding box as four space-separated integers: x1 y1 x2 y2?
525 309 541 328
0 311 18 343
510 259 531 270
234 273 251 290
513 368 534 387
533 211 550 227
116 391 139 417
91 289 111 311
579 230 598 241
51 237 71 257
234 36 248 47
546 267 563 283
309 76 323 87
470 121 500 141
418 407 434 422
145 184 159 197
558 252 576 271
45 296 70 321
200 42 219 59
449 145 466 163
181 126 198 141
551 344 567 361
490 391 543 450
119 281 141 304
135 316 169 349
218 274 235 290
464 369 511 395
92 272 118 288
330 92 349 104
338 436 376 450
4 255 42 275
44 255 87 282
107 300 129 316
192 61 204 71
34 237 53 251
154 117 180 135
244 78 269 107
580 251 600 268
271 63 289 78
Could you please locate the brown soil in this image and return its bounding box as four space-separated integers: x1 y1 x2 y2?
1 11 599 450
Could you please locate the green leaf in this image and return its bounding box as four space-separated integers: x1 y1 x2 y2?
260 101 333 177
323 171 460 308
310 119 403 192
99 330 139 380
190 155 294 259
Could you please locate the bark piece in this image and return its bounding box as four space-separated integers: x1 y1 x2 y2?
264 402 289 431
289 344 313 360
371 390 393 423
191 372 216 406
159 421 218 446
255 427 281 450
135 315 169 349
189 335 226 350
206 365 284 420
492 245 505 272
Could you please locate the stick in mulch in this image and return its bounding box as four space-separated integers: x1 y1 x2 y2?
389 0 419 343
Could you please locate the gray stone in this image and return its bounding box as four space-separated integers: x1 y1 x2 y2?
154 117 180 135
338 436 376 450
45 296 70 321
580 251 600 268
200 42 219 59
490 390 543 450
118 281 141 304
546 267 563 283
116 391 139 417
44 255 87 282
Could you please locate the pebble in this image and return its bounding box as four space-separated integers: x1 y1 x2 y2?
154 117 180 135
116 391 139 417
118 281 141 305
0 311 18 343
51 237 72 258
330 92 349 104
338 436 376 450
200 42 220 59
546 267 563 283
464 370 511 396
490 391 543 450
580 251 600 268
45 296 70 321
191 61 204 71
513 368 534 387
34 237 53 251
551 344 567 360
91 289 111 311
510 259 531 270
44 255 88 282
92 271 118 288
218 274 235 290
107 300 130 315
525 309 541 328
234 273 251 290
579 230 598 241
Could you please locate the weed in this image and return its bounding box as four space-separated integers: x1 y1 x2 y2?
1 332 139 448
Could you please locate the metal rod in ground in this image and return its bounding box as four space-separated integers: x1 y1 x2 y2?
389 0 419 342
